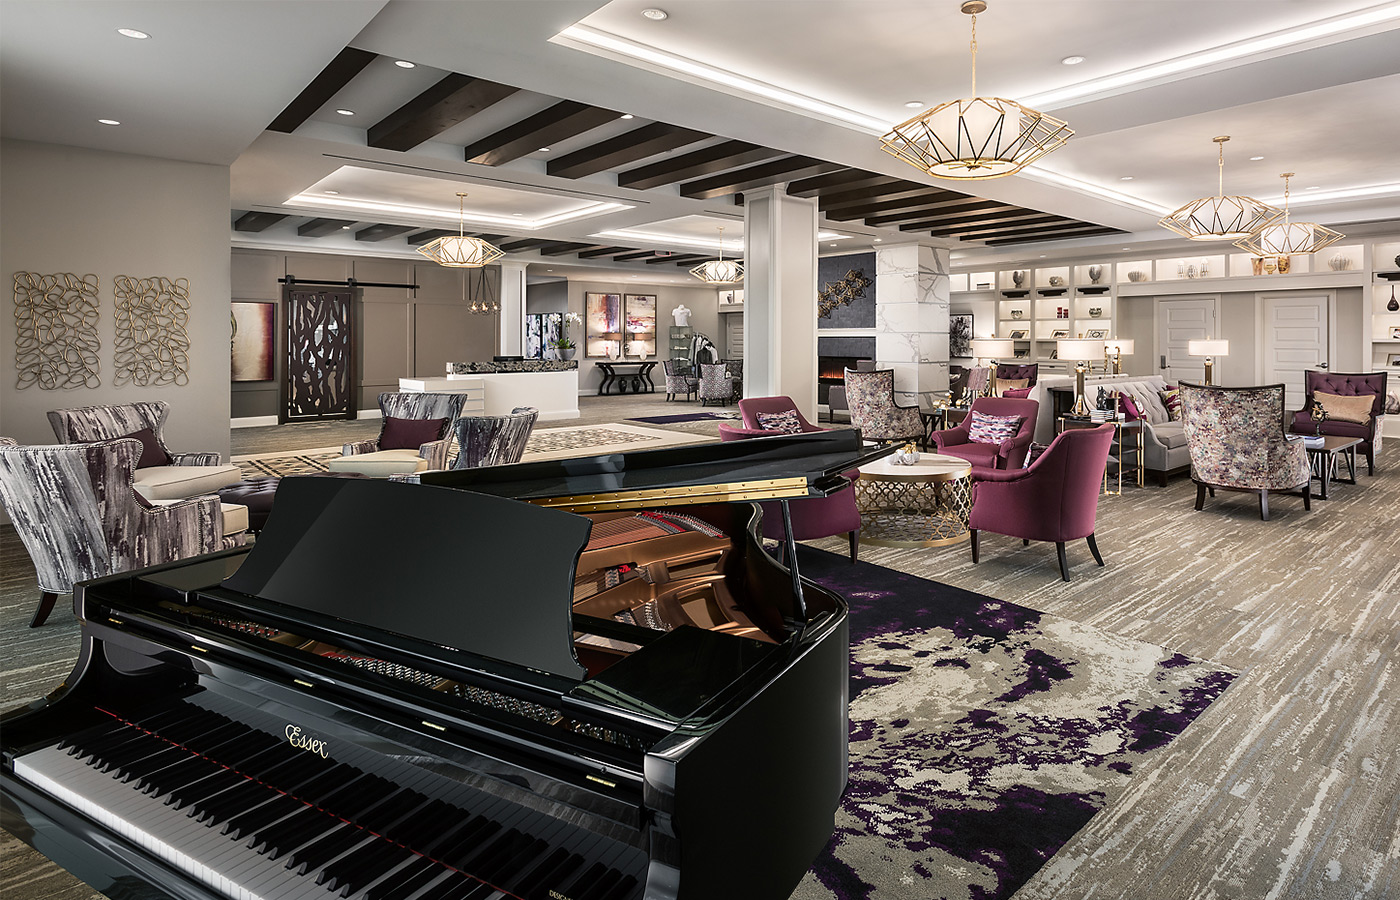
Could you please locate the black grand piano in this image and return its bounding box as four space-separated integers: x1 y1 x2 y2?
2 430 889 900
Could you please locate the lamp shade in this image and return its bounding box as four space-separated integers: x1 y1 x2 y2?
1057 338 1106 362
1187 339 1229 357
1103 339 1134 356
970 338 1015 358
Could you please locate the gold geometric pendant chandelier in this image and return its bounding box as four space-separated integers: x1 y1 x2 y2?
690 225 744 284
417 192 505 268
1158 136 1284 240
1233 172 1344 257
879 1 1073 180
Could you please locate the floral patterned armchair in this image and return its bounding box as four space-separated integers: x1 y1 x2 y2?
1179 382 1311 521
698 363 734 406
663 358 697 401
844 368 923 443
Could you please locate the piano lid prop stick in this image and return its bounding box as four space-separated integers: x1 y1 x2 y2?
779 499 809 623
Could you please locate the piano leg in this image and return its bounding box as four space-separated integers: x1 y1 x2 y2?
30 591 58 628
779 501 808 621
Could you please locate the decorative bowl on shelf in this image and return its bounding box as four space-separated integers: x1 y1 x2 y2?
1011 309 1024 319
1127 271 1147 282
1327 255 1351 271
1088 307 1102 318
1048 275 1065 286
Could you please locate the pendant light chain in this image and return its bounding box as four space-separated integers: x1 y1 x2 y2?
969 10 977 97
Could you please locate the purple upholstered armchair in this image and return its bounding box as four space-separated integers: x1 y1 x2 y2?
718 396 860 562
994 363 1039 393
968 423 1114 581
1289 370 1387 474
931 397 1039 470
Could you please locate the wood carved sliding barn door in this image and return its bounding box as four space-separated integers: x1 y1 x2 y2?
281 286 355 423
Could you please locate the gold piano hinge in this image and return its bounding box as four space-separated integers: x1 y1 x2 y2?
586 774 616 788
422 721 447 732
527 476 811 513
293 679 315 688
190 645 207 654
107 616 124 626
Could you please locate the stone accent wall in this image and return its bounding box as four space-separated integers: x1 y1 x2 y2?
875 244 950 405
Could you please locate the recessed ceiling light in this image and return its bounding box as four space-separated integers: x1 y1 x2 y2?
1122 247 1131 251
1307 185 1320 190
1120 176 1133 181
335 108 355 116
341 225 352 230
324 190 339 195
1250 156 1265 161
904 101 924 109
394 60 415 68
116 28 149 39
512 212 524 217
1061 55 1086 65
873 238 882 243
641 8 668 20
1039 255 1047 258
97 118 120 126
620 114 635 120
538 147 551 152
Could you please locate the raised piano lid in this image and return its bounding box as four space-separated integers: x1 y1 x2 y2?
418 428 891 512
220 476 593 682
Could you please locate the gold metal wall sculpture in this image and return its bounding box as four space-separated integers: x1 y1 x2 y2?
817 269 873 319
114 275 191 386
13 272 101 390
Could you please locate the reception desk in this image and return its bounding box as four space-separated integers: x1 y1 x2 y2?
401 360 579 421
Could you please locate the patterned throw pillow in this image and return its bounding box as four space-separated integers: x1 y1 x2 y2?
1312 391 1373 424
756 410 803 434
966 411 1023 444
1160 386 1181 421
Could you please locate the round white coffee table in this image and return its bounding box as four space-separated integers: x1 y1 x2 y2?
855 453 973 548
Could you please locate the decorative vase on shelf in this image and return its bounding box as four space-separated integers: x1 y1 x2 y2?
1127 271 1146 282
558 347 576 361
1088 265 1103 285
1388 286 1398 312
1049 275 1065 287
1089 307 1102 318
1276 256 1291 274
1012 270 1026 288
1011 309 1024 319
1328 254 1351 271
1251 257 1264 276
1394 254 1400 269
1263 260 1278 275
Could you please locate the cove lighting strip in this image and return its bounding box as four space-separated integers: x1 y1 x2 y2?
595 228 849 251
1260 182 1400 206
284 194 631 229
553 25 890 134
1018 166 1171 216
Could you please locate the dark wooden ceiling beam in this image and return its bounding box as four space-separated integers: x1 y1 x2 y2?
984 226 1121 246
368 74 518 151
577 246 632 258
679 156 846 200
296 218 356 238
786 170 898 198
355 223 415 242
917 214 1062 237
233 211 289 232
267 47 377 133
498 238 554 253
613 249 659 261
647 253 706 265
548 123 710 179
818 183 952 212
618 141 785 190
863 199 1016 226
406 228 454 246
463 101 621 166
678 257 717 267
962 221 1114 241
822 191 976 220
537 242 602 256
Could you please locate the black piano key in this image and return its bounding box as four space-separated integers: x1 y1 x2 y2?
577 868 624 900
358 789 429 834
286 822 362 874
512 847 571 900
224 794 304 839
324 840 417 896
367 855 452 900
376 798 454 848
192 780 270 824
462 828 528 881
488 836 550 890
597 874 640 900
435 873 499 900
113 744 191 782
439 821 505 870
164 768 244 809
556 862 610 900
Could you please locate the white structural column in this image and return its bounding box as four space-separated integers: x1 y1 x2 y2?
743 186 819 417
497 261 527 356
875 243 951 405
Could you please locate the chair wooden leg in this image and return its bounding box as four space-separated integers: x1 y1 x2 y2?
1022 538 1030 546
1366 447 1374 475
1302 481 1311 512
1259 490 1270 521
1195 482 1207 511
1087 533 1104 567
970 529 980 564
1208 486 1216 497
30 591 58 628
848 530 858 563
1056 542 1070 581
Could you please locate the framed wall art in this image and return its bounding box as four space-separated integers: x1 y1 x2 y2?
230 300 275 382
585 292 622 358
623 293 657 358
949 314 973 358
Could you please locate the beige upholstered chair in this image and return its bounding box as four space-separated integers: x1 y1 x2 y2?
47 400 240 501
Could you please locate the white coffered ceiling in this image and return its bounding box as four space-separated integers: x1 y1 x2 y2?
3 0 1398 277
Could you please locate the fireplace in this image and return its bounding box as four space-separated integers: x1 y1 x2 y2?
817 336 876 406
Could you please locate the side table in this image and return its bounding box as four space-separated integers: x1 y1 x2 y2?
855 453 973 547
1302 435 1361 499
1058 417 1143 494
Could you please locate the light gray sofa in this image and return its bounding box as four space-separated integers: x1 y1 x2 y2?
1027 373 1189 485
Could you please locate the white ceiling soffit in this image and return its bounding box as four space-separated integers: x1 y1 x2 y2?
0 0 389 165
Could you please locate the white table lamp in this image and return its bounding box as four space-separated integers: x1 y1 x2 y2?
1187 339 1229 385
1103 339 1134 375
1058 338 1107 416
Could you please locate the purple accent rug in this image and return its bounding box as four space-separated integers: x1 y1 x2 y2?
627 412 741 424
794 548 1235 900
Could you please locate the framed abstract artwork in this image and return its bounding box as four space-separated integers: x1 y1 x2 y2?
585 292 622 358
949 314 973 358
230 301 275 382
623 294 657 358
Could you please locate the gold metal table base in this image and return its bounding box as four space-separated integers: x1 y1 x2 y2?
855 472 972 548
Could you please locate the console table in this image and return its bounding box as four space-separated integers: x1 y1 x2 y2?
596 361 657 395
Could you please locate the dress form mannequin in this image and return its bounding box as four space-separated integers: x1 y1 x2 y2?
672 305 692 326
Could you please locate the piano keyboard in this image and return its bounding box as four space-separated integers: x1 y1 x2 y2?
13 703 641 900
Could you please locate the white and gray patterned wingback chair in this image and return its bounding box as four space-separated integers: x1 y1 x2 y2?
451 407 538 469
698 363 734 406
47 400 241 501
0 438 247 627
329 392 468 476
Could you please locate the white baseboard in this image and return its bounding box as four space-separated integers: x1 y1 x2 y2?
231 416 279 428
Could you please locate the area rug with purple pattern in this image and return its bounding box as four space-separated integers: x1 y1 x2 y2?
625 411 741 424
792 548 1236 900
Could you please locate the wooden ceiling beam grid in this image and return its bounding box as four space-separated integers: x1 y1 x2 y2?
822 191 982 220
498 238 554 253
863 199 1017 226
234 211 289 232
406 229 454 245
368 74 518 151
617 141 785 190
647 253 706 265
267 47 376 133
463 101 621 167
908 213 1064 236
679 156 846 200
983 226 1121 245
577 246 632 258
613 250 659 261
355 223 415 242
548 123 710 179
538 242 604 256
786 170 896 197
296 218 356 238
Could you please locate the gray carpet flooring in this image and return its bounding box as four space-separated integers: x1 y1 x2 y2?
3 397 1397 899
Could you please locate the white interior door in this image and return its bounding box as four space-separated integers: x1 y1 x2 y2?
1157 297 1216 383
1263 293 1329 408
724 313 744 359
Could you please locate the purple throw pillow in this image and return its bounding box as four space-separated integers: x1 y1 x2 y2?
966 411 1023 445
379 416 448 450
756 410 803 434
1118 394 1142 421
1002 387 1033 399
117 427 171 468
